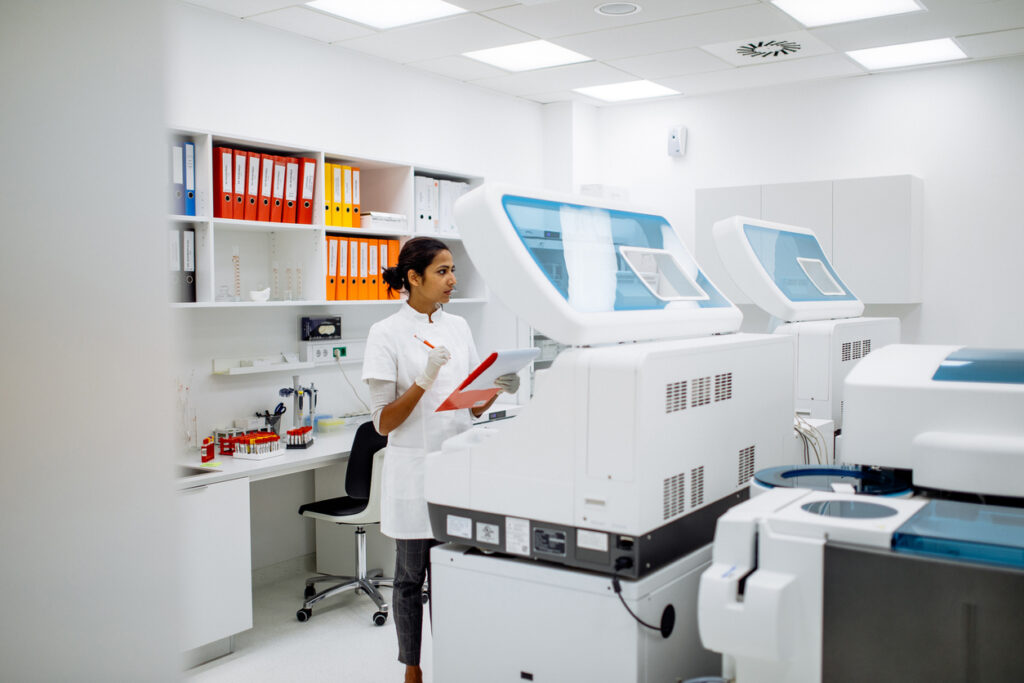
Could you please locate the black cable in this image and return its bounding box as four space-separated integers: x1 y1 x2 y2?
610 572 662 633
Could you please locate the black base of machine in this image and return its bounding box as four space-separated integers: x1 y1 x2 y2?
427 489 748 579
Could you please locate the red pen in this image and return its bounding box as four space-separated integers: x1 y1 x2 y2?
413 334 435 349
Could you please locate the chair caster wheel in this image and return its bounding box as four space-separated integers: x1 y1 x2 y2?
421 591 429 605
372 611 388 626
296 608 312 622
304 585 316 599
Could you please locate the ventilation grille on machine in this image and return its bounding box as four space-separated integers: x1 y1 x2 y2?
841 339 873 362
665 380 687 413
691 466 705 509
738 446 756 486
666 373 735 413
692 376 712 407
663 472 686 520
715 372 733 402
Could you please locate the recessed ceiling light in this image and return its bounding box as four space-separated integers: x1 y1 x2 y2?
305 0 465 29
463 40 591 72
771 0 923 28
574 80 678 102
595 2 642 16
847 38 967 70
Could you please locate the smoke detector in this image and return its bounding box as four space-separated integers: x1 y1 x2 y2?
595 3 641 16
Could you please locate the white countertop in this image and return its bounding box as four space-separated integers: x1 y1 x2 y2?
177 419 368 489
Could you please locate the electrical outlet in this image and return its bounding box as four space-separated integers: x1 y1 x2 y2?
332 346 347 359
303 341 340 364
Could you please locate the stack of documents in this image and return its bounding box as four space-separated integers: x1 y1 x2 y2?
324 162 361 227
415 175 470 236
169 138 196 216
212 146 316 225
360 211 407 231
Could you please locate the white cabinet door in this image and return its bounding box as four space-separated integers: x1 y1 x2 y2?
178 477 252 652
761 180 834 261
694 185 761 303
833 175 923 304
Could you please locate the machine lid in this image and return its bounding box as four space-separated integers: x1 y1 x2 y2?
931 347 1024 384
892 499 1024 570
754 464 912 496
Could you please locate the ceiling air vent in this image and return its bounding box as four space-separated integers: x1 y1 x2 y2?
736 40 802 59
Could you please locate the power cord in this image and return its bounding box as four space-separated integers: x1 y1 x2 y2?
610 558 674 638
335 353 371 414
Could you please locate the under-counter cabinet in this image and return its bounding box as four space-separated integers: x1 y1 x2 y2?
177 476 252 662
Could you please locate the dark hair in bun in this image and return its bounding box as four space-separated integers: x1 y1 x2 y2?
381 236 450 296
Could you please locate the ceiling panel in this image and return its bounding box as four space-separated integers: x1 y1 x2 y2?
958 27 1024 59
335 13 533 64
608 47 733 79
702 30 835 67
470 61 636 96
246 6 373 43
482 0 758 39
553 3 801 61
809 0 1024 52
409 54 511 81
659 54 864 96
184 0 298 19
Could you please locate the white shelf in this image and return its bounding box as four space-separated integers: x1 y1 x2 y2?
174 297 487 309
212 356 315 375
212 218 321 233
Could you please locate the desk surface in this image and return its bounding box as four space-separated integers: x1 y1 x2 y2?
176 403 520 490
177 419 369 489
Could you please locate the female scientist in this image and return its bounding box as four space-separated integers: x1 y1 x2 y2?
361 236 518 683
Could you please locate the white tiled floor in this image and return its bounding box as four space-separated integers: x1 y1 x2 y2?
186 570 432 683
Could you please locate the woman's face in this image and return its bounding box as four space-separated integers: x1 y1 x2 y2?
410 250 456 305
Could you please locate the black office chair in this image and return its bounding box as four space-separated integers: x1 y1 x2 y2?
296 421 392 625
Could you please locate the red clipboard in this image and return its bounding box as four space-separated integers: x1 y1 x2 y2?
436 348 540 412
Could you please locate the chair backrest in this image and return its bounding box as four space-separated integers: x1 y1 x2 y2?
345 421 387 500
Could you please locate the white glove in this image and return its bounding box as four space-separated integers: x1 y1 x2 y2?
415 345 450 390
494 372 520 395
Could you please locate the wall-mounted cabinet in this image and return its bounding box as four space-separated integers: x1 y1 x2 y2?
695 175 922 305
168 128 487 308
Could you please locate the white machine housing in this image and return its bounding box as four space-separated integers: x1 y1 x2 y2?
775 317 899 426
697 488 927 683
425 185 798 578
839 344 1024 498
713 215 899 428
432 543 719 683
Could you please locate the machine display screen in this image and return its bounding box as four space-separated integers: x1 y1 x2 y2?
501 195 731 312
742 224 857 302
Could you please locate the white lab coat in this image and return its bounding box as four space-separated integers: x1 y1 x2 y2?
361 304 479 539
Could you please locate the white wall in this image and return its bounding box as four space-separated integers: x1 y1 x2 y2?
592 56 1024 347
1 1 177 679
165 3 542 570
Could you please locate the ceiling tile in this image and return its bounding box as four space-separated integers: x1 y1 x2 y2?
554 3 801 61
335 13 532 63
483 0 758 39
608 47 733 79
659 53 864 96
470 61 636 96
958 27 1024 59
183 0 298 19
809 0 1024 52
409 54 510 81
702 30 835 67
246 6 373 43
448 0 523 10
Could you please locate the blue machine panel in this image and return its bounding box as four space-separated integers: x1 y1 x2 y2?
931 348 1024 384
742 224 857 302
501 195 732 312
893 499 1024 570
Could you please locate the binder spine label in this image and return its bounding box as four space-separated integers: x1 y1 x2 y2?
369 242 378 275
328 239 338 277
343 167 353 204
183 230 195 272
184 144 195 191
333 167 342 203
352 169 360 203
273 165 286 198
169 230 181 270
247 157 260 195
302 161 315 199
285 162 298 200
221 153 233 192
260 158 273 197
339 240 348 277
234 155 246 193
172 146 183 184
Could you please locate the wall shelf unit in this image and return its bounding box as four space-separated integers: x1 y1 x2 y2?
168 127 487 308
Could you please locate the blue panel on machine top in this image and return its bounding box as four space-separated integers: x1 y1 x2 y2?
892 499 1024 570
742 224 857 302
501 195 732 312
931 348 1024 384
